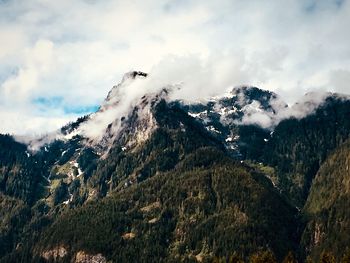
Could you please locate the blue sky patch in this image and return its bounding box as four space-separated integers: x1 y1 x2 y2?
32 96 64 108
33 96 99 115
63 105 99 114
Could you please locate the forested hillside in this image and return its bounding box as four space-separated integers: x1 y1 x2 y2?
302 138 350 261
30 147 300 262
261 97 350 208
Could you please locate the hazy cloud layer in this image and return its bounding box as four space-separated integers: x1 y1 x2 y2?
0 0 350 135
238 91 343 129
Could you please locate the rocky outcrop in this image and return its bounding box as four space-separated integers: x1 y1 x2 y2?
41 246 67 261
74 251 107 263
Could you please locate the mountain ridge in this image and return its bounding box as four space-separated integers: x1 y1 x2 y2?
0 72 349 262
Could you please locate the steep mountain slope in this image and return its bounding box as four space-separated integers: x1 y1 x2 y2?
0 134 48 204
179 86 285 157
84 98 225 199
301 138 350 261
0 193 30 258
34 147 299 262
0 71 350 262
180 89 350 211
262 96 350 207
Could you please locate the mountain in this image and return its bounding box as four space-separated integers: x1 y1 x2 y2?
0 71 349 262
301 138 350 261
178 86 286 158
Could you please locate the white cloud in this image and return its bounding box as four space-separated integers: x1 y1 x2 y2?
237 89 350 129
328 69 350 94
0 106 75 136
0 0 349 135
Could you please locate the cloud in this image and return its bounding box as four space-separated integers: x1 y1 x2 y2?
149 52 249 101
0 0 350 135
328 69 350 94
237 90 349 129
0 106 73 136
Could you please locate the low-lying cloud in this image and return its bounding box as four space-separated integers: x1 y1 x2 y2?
238 90 349 129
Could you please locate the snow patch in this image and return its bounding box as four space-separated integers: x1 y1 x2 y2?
73 162 83 177
206 125 221 134
63 129 79 140
188 112 200 118
63 194 73 205
225 137 233 142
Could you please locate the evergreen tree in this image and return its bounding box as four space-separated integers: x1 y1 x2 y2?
282 251 297 263
319 252 336 263
249 251 277 263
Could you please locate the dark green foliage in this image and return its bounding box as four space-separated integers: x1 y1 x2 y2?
262 97 350 207
52 181 68 206
0 135 47 204
77 148 98 179
301 139 350 262
60 116 89 135
0 194 30 258
238 125 270 160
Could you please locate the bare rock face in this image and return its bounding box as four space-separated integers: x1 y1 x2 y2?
74 251 107 263
41 246 67 261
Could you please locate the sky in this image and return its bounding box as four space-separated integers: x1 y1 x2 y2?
0 0 349 135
